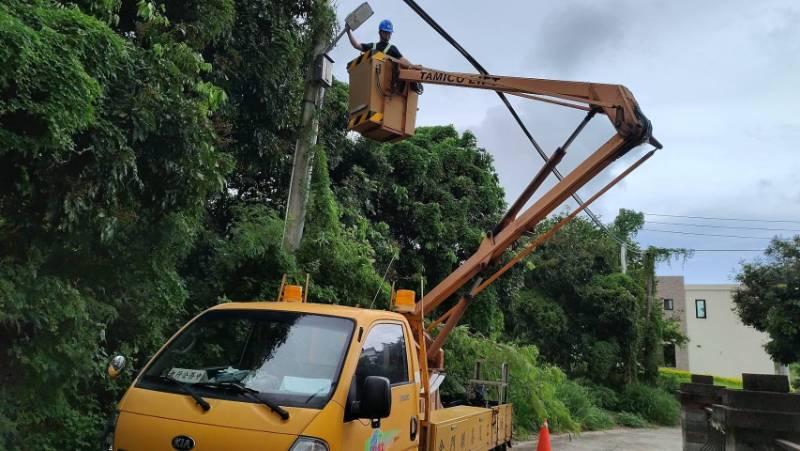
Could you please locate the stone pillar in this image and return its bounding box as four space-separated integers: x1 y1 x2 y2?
679 377 724 451
711 374 800 451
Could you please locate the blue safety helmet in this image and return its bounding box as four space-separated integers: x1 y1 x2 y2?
379 19 394 33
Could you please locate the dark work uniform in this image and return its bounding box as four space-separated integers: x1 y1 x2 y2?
360 40 421 94
360 41 402 58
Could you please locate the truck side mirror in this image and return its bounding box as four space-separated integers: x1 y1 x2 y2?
358 376 391 428
107 355 126 379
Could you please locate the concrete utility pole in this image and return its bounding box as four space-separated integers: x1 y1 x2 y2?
620 242 628 274
282 2 373 252
282 44 327 252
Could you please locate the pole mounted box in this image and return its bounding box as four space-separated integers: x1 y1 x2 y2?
314 53 333 87
346 51 418 142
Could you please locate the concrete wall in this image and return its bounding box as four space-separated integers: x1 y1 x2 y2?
656 276 690 371
684 284 775 378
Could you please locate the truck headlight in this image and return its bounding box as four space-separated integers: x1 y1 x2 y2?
289 437 329 451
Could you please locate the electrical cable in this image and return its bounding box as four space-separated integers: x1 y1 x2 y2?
523 228 770 252
400 0 636 249
669 249 767 252
398 2 775 267
646 220 800 233
644 213 800 224
641 229 776 240
370 254 396 309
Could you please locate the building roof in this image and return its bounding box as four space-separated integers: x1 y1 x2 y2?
685 284 739 291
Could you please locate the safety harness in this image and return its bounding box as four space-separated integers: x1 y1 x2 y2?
372 42 395 55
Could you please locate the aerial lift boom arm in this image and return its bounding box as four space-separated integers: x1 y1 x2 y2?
390 63 661 362
398 66 658 145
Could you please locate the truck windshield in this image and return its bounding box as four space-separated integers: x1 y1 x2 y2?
138 309 354 409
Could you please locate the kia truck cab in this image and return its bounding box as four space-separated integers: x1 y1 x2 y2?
107 301 421 451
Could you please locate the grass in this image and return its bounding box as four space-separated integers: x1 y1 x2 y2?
659 367 743 390
557 378 681 431
615 411 648 428
556 380 615 431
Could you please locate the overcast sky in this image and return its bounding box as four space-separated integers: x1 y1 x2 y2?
329 0 800 283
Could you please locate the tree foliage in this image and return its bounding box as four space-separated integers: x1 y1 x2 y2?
501 209 657 386
1 0 673 446
0 0 327 448
442 326 580 434
329 124 508 336
734 237 800 364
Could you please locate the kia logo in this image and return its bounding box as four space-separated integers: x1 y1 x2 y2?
172 435 195 450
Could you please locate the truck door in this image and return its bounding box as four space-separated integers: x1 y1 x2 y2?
342 322 419 451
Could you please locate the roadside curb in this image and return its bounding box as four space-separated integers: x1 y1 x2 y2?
515 427 678 447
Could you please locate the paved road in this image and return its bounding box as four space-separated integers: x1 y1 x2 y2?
515 427 681 451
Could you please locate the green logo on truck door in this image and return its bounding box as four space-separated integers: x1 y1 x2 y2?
365 428 400 451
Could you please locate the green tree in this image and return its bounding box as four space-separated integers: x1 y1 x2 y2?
502 209 660 386
733 237 800 364
0 0 679 443
204 0 329 211
0 0 234 447
579 273 644 383
330 125 508 336
177 0 339 314
297 149 390 307
332 126 505 281
508 288 570 362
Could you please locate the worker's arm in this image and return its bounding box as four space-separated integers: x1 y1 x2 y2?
386 48 411 67
346 28 363 51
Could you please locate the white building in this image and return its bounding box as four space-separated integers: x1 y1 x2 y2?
656 276 785 378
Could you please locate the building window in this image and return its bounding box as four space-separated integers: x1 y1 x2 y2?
695 299 707 319
663 298 674 311
663 343 676 368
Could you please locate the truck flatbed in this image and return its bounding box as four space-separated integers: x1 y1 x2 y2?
428 404 513 450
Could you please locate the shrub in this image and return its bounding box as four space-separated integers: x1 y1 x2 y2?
657 371 683 393
616 412 648 428
442 326 580 435
618 384 679 426
583 408 615 431
556 380 614 431
586 340 620 382
576 379 619 410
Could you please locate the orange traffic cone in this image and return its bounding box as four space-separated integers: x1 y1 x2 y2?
536 419 552 451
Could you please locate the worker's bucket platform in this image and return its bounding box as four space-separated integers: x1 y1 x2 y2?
347 50 418 143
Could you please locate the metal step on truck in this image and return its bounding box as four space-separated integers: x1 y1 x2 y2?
103 44 660 451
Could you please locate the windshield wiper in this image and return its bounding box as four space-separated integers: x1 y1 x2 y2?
159 376 210 412
302 384 332 405
196 381 289 420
